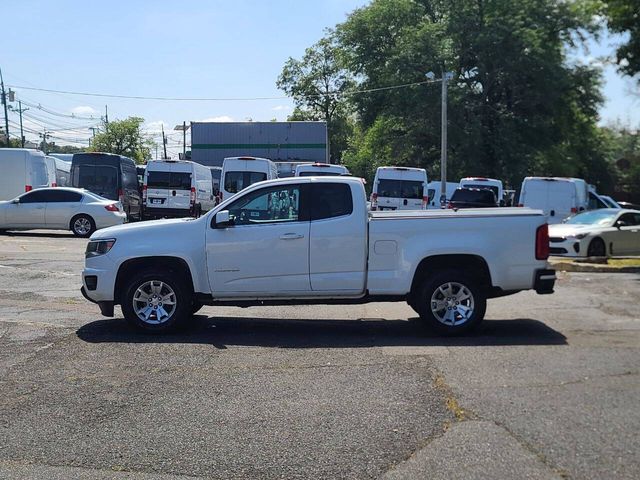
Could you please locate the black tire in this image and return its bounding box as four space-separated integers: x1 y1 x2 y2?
191 301 204 314
413 269 487 335
587 237 606 257
70 214 96 238
121 270 193 333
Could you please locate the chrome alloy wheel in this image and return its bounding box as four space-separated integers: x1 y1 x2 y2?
73 217 92 235
430 281 475 326
133 280 177 325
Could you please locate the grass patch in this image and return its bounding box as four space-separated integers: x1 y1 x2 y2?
608 258 640 267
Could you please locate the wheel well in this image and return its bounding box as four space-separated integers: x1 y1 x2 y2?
114 256 194 304
410 254 492 296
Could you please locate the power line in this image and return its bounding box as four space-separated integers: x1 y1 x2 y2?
6 79 438 102
18 98 100 120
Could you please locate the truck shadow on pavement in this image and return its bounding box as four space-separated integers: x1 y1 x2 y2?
76 316 567 348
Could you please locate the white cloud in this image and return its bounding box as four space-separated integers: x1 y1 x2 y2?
70 106 98 117
143 120 169 135
200 115 234 122
272 105 291 111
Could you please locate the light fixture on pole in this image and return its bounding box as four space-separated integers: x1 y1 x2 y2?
174 122 190 159
426 70 454 207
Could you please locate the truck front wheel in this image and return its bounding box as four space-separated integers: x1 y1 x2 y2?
414 270 486 335
121 270 192 333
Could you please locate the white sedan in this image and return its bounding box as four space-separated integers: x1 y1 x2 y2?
549 209 640 257
0 187 127 237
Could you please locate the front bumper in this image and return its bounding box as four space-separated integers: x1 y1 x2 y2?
549 236 584 257
80 286 114 317
534 269 556 294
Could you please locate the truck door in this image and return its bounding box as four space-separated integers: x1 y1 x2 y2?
206 183 311 295
308 182 367 293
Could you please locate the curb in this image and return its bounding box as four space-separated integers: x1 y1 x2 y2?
549 260 640 274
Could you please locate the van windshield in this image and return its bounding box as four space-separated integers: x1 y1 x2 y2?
377 179 423 199
72 164 119 199
225 171 267 194
147 171 192 190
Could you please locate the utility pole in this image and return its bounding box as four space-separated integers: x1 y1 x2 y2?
0 68 10 147
104 105 109 125
426 70 454 207
11 101 28 147
39 129 51 153
161 125 168 159
182 121 186 158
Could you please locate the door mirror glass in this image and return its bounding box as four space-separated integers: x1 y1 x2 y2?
616 220 628 229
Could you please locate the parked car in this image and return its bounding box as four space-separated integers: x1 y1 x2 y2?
71 152 142 221
618 201 640 210
0 148 50 201
459 177 504 206
426 181 459 209
81 177 555 335
518 177 589 224
143 160 215 219
294 163 350 176
0 187 126 237
448 188 498 209
371 166 428 211
548 209 640 257
220 156 278 202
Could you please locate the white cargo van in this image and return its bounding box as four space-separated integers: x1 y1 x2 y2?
371 166 428 211
221 156 278 202
459 177 504 206
294 163 350 176
426 181 459 209
518 177 589 224
143 160 214 219
0 148 50 201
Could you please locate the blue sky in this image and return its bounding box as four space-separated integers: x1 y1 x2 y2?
3 0 638 158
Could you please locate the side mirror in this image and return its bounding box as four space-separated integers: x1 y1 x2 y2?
616 221 627 229
214 210 233 228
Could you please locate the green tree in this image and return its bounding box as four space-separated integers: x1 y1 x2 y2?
90 117 152 164
277 36 355 163
605 0 640 78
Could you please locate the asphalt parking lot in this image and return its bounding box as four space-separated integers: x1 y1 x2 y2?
0 231 638 479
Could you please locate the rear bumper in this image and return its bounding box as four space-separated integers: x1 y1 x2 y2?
143 207 193 219
534 268 556 294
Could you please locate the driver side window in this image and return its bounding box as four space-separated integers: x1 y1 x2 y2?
227 185 303 226
619 213 640 226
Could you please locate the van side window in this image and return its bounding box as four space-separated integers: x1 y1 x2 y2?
227 185 302 225
310 183 353 220
122 162 138 189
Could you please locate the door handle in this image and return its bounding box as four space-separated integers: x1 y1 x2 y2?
280 233 304 240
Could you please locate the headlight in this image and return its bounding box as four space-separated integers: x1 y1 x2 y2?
568 233 588 240
85 239 116 258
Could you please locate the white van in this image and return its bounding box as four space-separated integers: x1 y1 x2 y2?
426 181 459 209
459 177 504 206
371 166 428 211
518 177 589 224
221 156 278 202
294 163 350 177
143 160 214 219
0 148 50 201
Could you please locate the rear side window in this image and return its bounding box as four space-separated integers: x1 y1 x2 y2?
377 179 423 199
310 183 353 220
73 165 119 194
43 190 83 202
147 171 192 189
122 162 138 189
463 184 500 198
224 171 267 194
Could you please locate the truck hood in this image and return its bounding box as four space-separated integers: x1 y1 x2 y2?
90 217 201 240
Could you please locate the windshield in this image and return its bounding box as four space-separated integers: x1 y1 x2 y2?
224 171 267 194
565 211 617 226
72 164 119 199
451 189 496 203
377 179 423 199
299 171 342 177
147 171 192 190
462 184 499 198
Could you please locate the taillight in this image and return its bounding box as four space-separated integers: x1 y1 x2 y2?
422 195 429 209
517 203 523 207
118 188 124 203
570 207 577 214
536 224 550 260
52 182 57 188
25 185 32 192
142 185 147 201
446 202 453 209
104 204 119 212
190 187 196 204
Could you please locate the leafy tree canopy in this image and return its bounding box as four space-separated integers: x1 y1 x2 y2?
89 117 152 164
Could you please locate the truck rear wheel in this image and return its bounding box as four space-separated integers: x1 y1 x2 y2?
414 269 486 335
121 270 192 333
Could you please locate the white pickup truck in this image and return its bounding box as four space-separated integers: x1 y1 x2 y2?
81 177 555 335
